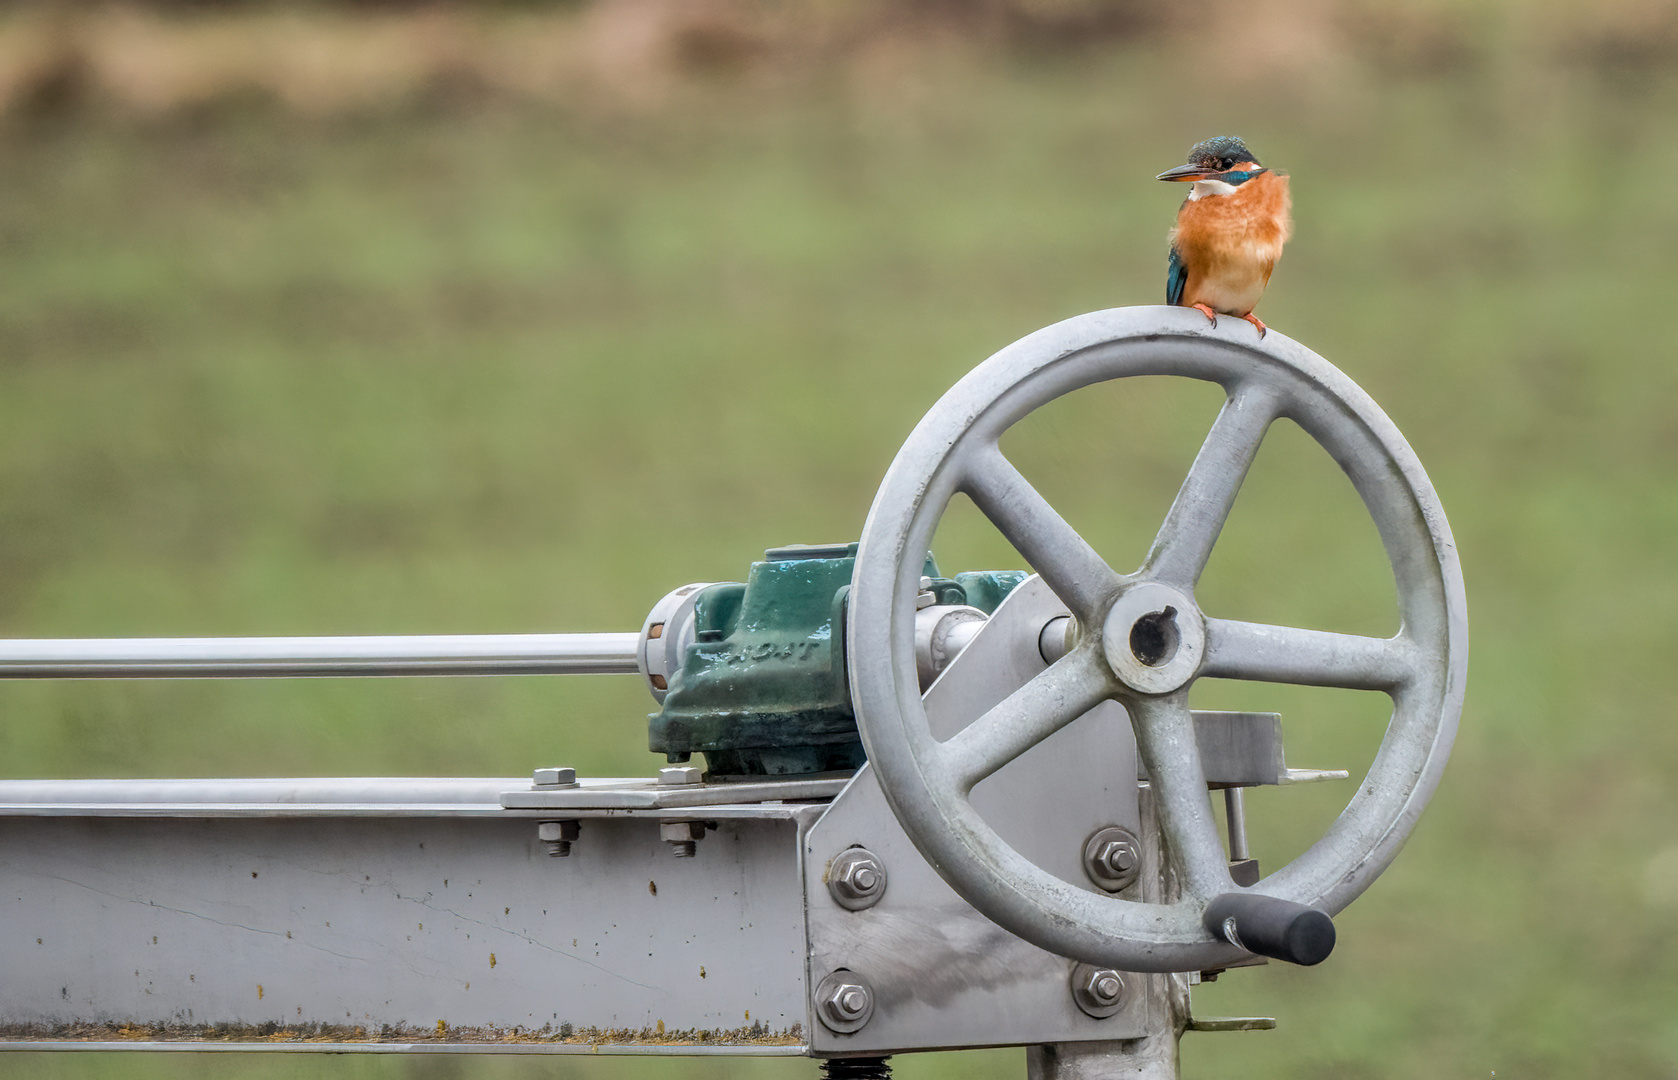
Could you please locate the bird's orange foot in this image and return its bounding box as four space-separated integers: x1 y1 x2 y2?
1190 303 1219 327
1239 312 1269 338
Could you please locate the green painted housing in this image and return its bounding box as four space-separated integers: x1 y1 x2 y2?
648 543 1028 777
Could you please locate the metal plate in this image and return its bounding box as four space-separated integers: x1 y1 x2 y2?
803 578 1154 1055
804 768 1153 1055
0 814 807 1049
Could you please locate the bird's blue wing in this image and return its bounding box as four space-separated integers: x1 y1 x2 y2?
1165 244 1188 307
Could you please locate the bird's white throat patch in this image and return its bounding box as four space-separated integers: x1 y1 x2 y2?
1188 178 1239 200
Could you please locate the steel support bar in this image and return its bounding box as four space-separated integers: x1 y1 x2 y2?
4 1041 808 1056
0 632 640 678
0 811 811 1048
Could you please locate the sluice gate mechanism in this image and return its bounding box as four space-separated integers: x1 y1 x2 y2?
0 307 1467 1078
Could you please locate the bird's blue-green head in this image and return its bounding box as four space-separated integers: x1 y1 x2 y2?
1156 136 1266 185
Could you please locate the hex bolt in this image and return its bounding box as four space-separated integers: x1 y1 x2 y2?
661 820 706 857
1082 826 1142 892
827 848 887 911
1099 840 1137 874
532 767 577 788
1070 963 1127 1018
814 970 875 1033
659 766 704 787
537 820 580 858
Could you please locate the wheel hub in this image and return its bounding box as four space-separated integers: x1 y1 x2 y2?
1100 582 1205 695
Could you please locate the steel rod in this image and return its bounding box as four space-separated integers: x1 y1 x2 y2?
0 633 640 678
1224 786 1250 861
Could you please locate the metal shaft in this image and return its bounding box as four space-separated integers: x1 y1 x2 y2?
1224 786 1250 861
0 633 640 678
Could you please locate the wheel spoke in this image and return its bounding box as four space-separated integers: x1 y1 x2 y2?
1143 387 1278 589
962 445 1122 621
1201 618 1417 691
942 646 1115 791
1127 694 1230 899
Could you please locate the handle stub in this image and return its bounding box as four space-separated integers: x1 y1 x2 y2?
1203 893 1336 966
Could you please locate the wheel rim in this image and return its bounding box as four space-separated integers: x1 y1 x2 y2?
848 307 1468 972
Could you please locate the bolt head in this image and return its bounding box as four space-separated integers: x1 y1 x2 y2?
660 821 705 843
1083 826 1142 892
537 820 579 842
828 849 887 910
1099 839 1138 874
835 986 868 1018
815 971 875 1032
1071 963 1126 1018
659 766 704 787
533 767 577 788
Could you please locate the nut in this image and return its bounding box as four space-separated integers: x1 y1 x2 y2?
828 848 887 910
814 970 875 1033
1071 963 1126 1018
537 820 580 858
1084 970 1122 1003
1082 826 1142 892
661 819 706 857
831 986 868 1018
1098 839 1138 874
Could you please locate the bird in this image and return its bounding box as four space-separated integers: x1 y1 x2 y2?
1157 135 1291 336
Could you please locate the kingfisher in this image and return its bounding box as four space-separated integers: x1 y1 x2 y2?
1157 135 1292 336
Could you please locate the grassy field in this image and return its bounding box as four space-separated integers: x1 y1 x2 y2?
3 18 1678 1080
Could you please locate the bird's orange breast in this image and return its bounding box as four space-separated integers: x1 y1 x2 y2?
1171 171 1293 316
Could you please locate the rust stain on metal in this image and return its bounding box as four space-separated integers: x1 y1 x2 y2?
0 1021 805 1047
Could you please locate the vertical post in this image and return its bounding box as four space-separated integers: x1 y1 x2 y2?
1024 783 1189 1079
1224 788 1249 861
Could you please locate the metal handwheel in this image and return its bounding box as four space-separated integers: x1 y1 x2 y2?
848 306 1468 974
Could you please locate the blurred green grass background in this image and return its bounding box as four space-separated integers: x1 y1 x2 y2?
4 1 1678 1077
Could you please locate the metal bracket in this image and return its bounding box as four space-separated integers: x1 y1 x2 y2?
803 579 1154 1055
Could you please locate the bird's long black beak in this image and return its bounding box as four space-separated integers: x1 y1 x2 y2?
1155 162 1217 182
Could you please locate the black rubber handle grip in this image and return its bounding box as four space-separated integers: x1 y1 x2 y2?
1203 893 1336 966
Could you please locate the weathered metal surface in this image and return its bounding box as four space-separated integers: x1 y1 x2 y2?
0 633 640 678
0 814 807 1046
2 1038 806 1056
804 769 1152 1056
848 306 1468 973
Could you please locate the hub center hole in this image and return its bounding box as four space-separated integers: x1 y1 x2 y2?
1129 607 1179 667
